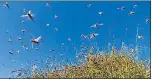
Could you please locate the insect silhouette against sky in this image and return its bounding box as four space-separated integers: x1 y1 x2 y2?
21 10 35 22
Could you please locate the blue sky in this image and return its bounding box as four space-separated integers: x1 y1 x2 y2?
0 1 150 77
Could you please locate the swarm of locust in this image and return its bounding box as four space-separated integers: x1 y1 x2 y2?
20 46 150 78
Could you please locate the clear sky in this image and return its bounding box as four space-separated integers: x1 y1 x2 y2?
0 1 150 78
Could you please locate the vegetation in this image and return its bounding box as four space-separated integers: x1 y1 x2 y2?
18 45 150 78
